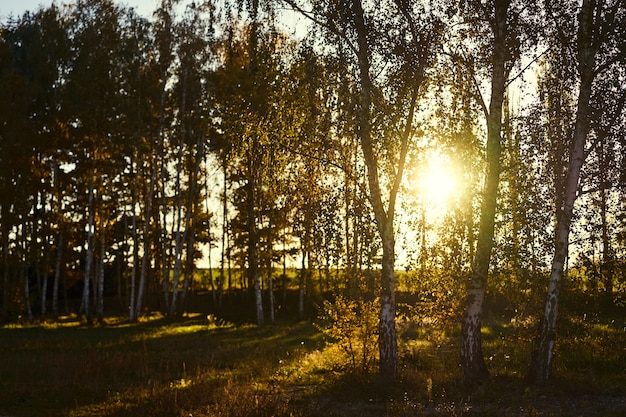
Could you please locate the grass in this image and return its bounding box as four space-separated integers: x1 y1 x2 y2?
0 307 625 417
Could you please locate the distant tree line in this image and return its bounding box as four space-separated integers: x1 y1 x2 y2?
1 0 625 386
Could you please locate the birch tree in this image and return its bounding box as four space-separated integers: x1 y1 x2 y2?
283 0 441 379
452 0 538 385
529 0 626 385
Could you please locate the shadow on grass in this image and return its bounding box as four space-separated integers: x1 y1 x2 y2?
0 314 323 417
283 318 626 417
1 312 625 417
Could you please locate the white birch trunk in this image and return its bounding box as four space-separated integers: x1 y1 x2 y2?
460 0 510 386
82 186 95 325
136 156 157 319
530 0 596 383
129 165 138 322
352 0 399 379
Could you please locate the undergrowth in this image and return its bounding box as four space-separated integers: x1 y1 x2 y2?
0 309 624 417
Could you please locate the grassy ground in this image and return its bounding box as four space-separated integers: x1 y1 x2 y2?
0 303 625 416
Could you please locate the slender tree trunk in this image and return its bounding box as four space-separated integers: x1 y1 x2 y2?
299 248 306 320
182 139 203 313
248 0 264 325
52 231 63 317
23 265 33 323
40 238 50 317
135 156 157 320
352 0 400 379
460 0 510 386
97 235 105 324
598 146 613 307
169 67 190 318
129 164 139 322
282 229 287 307
160 167 170 311
529 3 596 381
82 186 95 325
266 216 275 324
219 158 228 308
21 221 33 323
1 212 9 317
169 160 186 318
158 62 170 312
248 174 264 326
378 223 397 380
207 239 215 302
268 260 275 324
227 238 232 296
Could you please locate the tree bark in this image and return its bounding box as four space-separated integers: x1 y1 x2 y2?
460 0 510 386
82 186 95 325
219 158 228 308
97 235 105 324
248 173 264 326
181 137 203 314
352 0 398 380
52 230 63 317
129 162 139 322
529 0 597 384
135 155 157 320
40 236 50 318
299 248 306 321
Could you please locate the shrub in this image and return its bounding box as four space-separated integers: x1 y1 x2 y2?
317 296 380 373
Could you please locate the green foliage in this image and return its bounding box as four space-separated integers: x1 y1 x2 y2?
317 295 380 373
397 270 465 326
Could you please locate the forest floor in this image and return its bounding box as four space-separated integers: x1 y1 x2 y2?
0 294 625 417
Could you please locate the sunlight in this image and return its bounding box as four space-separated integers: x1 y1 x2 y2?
419 151 459 209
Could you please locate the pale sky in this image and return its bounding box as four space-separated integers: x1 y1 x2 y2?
0 0 160 20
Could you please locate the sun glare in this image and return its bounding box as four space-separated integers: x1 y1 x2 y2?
418 152 459 209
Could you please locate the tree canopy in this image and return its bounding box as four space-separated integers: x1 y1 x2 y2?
1 0 625 387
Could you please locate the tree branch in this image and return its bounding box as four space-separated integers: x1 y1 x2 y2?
279 0 358 56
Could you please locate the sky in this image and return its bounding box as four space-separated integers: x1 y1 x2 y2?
0 0 160 20
1 0 307 37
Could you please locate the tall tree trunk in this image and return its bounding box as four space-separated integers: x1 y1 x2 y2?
21 221 33 323
1 211 9 317
52 231 63 317
40 237 50 318
282 227 287 307
298 248 306 320
352 0 398 380
248 174 264 326
247 0 264 327
22 265 33 323
135 156 157 320
267 217 275 325
82 186 95 325
129 163 139 322
219 160 228 308
181 137 203 314
268 257 275 325
460 0 510 386
598 145 613 307
160 159 171 311
529 0 597 384
97 235 105 324
378 223 397 380
169 67 191 318
169 155 186 318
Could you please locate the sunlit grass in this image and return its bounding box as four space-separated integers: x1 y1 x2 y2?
1 308 624 417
